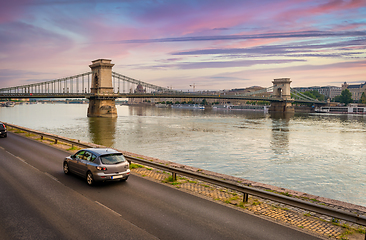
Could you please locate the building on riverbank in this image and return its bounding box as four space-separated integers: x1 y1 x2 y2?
342 82 366 101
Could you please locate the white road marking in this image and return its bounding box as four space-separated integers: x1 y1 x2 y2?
95 201 122 217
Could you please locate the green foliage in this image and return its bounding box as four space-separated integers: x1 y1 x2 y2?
333 95 341 102
256 100 270 105
130 163 144 169
356 227 365 234
170 182 180 185
201 99 208 105
339 89 353 105
66 146 78 151
360 92 366 104
302 90 325 101
163 175 176 183
292 90 325 101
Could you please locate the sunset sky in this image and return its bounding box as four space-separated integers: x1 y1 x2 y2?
0 0 365 91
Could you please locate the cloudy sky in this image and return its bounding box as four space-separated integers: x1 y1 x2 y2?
0 0 365 91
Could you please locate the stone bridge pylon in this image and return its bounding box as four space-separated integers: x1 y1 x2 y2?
269 78 294 113
87 59 117 117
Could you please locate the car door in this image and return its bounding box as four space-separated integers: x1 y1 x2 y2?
79 151 93 175
71 150 86 176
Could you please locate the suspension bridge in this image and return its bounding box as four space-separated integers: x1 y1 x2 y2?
0 59 326 117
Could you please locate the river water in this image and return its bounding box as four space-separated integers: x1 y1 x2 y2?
1 103 365 207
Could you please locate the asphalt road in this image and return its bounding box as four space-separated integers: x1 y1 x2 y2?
0 132 322 240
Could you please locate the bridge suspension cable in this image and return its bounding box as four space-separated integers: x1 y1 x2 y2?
290 88 320 102
0 72 93 94
234 85 283 98
238 86 273 97
0 71 178 95
111 72 177 94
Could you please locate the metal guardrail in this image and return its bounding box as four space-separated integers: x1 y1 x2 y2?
4 123 99 149
4 122 366 230
127 155 366 227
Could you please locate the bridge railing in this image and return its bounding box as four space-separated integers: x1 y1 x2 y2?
4 122 366 230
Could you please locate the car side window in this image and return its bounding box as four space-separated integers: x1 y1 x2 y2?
91 154 97 162
84 152 92 161
75 151 85 159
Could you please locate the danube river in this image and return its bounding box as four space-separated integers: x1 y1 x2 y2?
1 103 365 207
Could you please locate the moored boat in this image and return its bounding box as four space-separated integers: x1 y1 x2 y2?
314 105 366 114
5 101 15 107
171 104 205 109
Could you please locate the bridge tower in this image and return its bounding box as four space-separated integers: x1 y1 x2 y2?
87 59 117 117
269 78 294 113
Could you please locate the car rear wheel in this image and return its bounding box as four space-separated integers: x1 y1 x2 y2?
63 162 70 174
86 172 94 185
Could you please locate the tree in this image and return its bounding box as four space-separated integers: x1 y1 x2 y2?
310 90 325 101
292 90 325 101
303 90 325 101
360 92 366 104
339 89 353 105
333 95 341 102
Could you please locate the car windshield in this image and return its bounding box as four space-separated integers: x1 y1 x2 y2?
100 153 126 165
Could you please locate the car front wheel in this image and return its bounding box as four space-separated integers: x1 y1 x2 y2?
63 162 70 175
86 172 94 185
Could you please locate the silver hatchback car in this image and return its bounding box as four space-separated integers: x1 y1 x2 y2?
63 148 130 185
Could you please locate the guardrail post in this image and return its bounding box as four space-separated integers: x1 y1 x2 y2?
41 135 44 140
54 139 58 144
243 192 249 202
172 172 177 181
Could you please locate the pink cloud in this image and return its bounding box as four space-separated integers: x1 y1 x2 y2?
227 39 280 49
273 0 366 27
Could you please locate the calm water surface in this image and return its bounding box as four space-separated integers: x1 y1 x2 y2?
1 103 365 206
